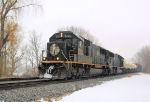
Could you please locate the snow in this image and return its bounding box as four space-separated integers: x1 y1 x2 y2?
53 73 150 102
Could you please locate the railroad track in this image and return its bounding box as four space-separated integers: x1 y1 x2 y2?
0 78 51 90
0 77 39 81
0 73 139 91
0 76 92 90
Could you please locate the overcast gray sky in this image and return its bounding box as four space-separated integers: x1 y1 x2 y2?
22 0 150 59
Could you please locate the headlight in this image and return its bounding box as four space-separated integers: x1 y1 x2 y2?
39 62 42 66
56 57 59 60
43 57 46 60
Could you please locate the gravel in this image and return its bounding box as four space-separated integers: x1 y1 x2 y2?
0 73 138 102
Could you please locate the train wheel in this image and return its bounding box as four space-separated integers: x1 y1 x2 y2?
78 75 81 79
101 70 105 76
108 69 111 76
65 77 68 80
75 74 81 79
72 75 75 80
65 70 68 80
65 73 68 80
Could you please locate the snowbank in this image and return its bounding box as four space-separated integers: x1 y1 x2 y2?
53 73 150 102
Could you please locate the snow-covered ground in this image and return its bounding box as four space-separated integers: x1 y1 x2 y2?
53 73 150 102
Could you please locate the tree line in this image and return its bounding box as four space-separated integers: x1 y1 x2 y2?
132 46 150 73
0 0 42 77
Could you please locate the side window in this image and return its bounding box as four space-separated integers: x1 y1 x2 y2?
79 40 83 48
97 51 100 56
65 39 71 45
73 38 77 46
50 38 55 42
79 41 82 47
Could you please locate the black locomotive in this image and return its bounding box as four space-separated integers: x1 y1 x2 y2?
38 31 140 79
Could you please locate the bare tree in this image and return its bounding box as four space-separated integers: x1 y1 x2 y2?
22 44 29 71
0 20 19 76
131 52 142 64
6 25 25 76
131 45 150 73
15 44 32 77
0 0 42 76
57 26 101 45
28 30 43 76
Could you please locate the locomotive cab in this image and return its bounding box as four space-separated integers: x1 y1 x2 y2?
47 31 85 61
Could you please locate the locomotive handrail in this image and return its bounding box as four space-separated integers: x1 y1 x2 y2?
69 50 74 61
61 50 68 61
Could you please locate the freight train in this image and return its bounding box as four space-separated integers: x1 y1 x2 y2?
38 31 142 79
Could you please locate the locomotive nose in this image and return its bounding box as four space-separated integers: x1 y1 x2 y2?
43 73 52 78
43 65 54 79
47 42 67 61
50 43 60 56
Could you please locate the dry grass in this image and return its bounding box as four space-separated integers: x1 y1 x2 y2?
126 74 132 77
33 92 73 102
50 92 73 101
33 96 52 102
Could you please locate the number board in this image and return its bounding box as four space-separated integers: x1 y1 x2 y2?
55 33 72 38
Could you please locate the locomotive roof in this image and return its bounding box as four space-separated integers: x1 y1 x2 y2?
49 32 85 42
58 31 84 41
